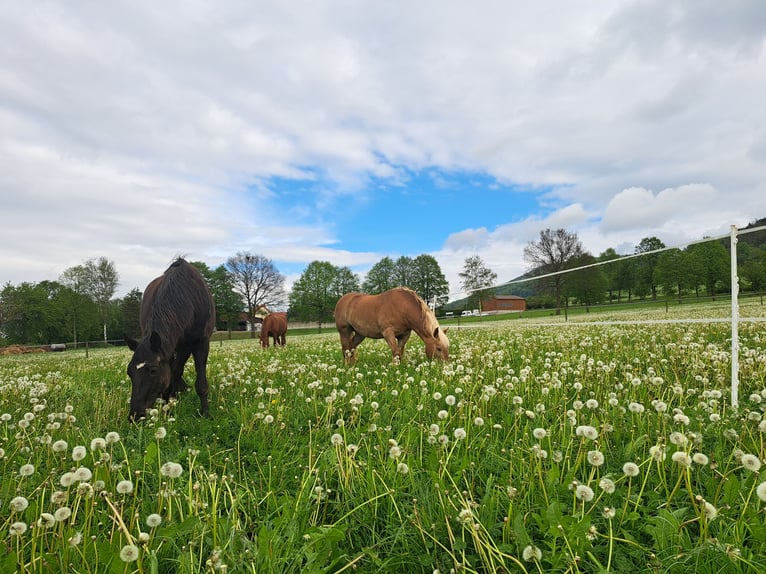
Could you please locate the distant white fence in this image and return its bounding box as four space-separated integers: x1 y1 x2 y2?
479 223 766 410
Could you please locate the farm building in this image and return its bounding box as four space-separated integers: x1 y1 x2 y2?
482 295 526 313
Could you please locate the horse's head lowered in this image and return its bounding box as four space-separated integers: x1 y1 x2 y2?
125 331 171 421
424 326 450 361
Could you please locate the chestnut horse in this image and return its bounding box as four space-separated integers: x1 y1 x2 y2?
125 259 215 420
334 287 449 365
260 312 287 348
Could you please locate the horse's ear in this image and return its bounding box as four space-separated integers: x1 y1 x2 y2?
443 327 449 334
149 331 162 353
433 327 440 339
125 336 138 351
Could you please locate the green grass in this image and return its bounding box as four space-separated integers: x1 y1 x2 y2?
2 300 766 573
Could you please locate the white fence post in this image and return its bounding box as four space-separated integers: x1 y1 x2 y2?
730 224 739 409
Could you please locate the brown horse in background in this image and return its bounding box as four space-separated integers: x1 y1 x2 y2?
334 287 449 365
260 312 287 348
125 259 215 420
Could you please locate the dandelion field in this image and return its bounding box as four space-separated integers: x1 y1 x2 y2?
2 302 766 573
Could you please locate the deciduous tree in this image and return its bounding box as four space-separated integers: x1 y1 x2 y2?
634 237 665 300
288 261 341 329
362 257 396 294
523 228 584 314
226 252 285 335
192 262 243 332
81 258 119 342
411 254 450 308
459 255 498 312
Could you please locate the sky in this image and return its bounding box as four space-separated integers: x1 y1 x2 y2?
1 1 765 301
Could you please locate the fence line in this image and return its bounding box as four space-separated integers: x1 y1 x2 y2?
453 223 766 410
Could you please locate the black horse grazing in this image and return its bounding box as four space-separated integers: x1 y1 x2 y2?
125 259 215 420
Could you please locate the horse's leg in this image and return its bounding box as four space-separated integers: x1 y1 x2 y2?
338 325 363 364
338 325 352 363
396 331 412 362
191 339 211 418
167 348 191 400
382 328 403 362
347 331 365 364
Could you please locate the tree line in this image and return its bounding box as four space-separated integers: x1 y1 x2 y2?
2 220 764 346
495 225 766 315
0 251 456 345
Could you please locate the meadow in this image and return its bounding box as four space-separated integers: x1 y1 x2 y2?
2 300 766 573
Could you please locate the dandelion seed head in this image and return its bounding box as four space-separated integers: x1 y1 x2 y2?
116 480 134 494
10 496 29 512
9 521 27 536
19 463 35 477
51 490 67 505
703 501 718 521
159 462 183 478
669 432 688 446
671 451 692 468
52 439 68 453
756 481 766 502
622 462 640 477
649 445 666 461
692 452 709 465
120 544 140 562
453 427 466 440
575 484 595 502
599 478 615 493
522 545 542 561
457 508 473 524
673 413 690 426
71 445 87 462
73 466 92 482
54 506 72 522
575 425 598 440
587 450 605 467
146 513 162 528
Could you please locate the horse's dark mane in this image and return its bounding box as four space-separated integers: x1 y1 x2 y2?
142 259 211 353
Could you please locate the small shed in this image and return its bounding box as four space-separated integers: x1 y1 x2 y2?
482 295 526 313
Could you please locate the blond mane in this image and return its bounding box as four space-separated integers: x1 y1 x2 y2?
396 287 439 332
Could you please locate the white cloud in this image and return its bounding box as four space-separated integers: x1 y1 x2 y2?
0 0 764 299
601 184 719 231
